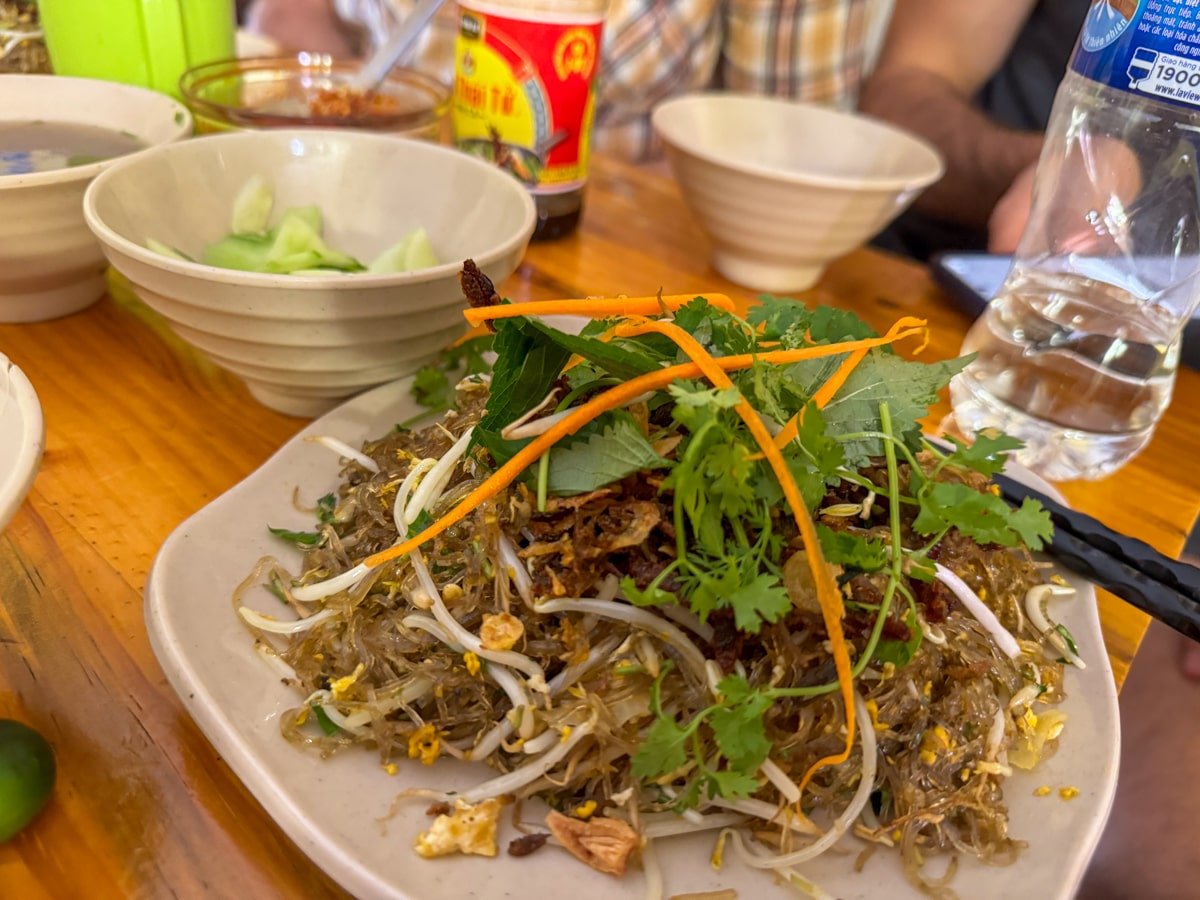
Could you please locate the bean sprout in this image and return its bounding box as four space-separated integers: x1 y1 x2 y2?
305 436 379 473
935 564 1021 658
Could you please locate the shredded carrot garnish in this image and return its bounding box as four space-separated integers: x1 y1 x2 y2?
361 326 925 572
772 316 929 449
612 317 857 785
463 294 734 327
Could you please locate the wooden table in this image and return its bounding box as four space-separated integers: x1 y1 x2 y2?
1 156 1196 898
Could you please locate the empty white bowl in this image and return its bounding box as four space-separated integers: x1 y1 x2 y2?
83 129 535 416
652 93 944 291
0 75 192 322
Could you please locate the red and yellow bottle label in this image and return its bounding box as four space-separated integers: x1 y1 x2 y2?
453 3 603 194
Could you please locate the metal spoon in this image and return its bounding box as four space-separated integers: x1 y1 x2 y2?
349 0 448 93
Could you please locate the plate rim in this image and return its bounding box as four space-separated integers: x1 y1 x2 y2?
145 376 1121 899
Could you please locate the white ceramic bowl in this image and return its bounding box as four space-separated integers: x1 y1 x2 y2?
652 93 944 292
0 353 44 533
0 75 192 322
83 129 536 417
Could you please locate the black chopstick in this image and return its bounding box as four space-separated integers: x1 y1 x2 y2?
994 472 1200 642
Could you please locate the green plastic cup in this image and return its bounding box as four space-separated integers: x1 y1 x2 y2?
38 0 235 100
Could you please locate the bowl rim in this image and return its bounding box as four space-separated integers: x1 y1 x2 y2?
651 92 945 192
178 54 450 131
82 128 538 290
0 74 193 191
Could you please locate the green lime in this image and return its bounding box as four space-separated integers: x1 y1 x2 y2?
0 719 56 842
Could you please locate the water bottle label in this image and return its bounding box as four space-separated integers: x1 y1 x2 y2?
1072 0 1200 107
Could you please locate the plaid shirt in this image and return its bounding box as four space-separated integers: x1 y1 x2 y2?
597 0 877 161
254 0 884 162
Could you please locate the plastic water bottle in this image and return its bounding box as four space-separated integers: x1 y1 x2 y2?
950 0 1200 480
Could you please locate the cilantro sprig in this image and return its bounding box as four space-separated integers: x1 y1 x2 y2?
631 663 776 806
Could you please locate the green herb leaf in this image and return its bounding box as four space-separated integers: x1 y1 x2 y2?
725 572 792 634
522 317 662 380
312 705 339 736
913 482 1049 548
631 715 689 779
939 430 1025 477
316 493 338 524
264 573 288 604
546 414 668 495
408 509 435 535
795 403 845 479
620 576 677 607
708 683 773 770
816 524 888 572
821 354 972 467
1055 623 1080 656
411 365 452 410
268 525 324 547
701 768 761 800
874 609 923 667
479 320 572 433
1006 498 1054 551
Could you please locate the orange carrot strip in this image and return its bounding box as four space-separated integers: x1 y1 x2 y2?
361 329 925 572
612 317 857 785
463 294 734 327
771 316 929 449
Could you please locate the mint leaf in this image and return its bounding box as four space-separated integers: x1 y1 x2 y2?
1007 498 1054 551
817 524 887 571
547 414 668 495
631 715 689 778
268 525 323 547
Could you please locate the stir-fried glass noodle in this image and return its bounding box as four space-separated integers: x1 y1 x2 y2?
236 276 1082 898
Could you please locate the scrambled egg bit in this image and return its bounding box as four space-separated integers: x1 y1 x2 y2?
414 798 505 859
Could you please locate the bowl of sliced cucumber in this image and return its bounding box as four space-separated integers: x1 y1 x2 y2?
82 129 536 416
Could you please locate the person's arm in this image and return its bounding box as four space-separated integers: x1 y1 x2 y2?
246 0 361 56
859 0 1043 229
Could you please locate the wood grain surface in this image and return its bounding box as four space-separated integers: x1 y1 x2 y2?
0 155 1195 898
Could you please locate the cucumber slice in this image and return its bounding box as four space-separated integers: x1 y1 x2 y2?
145 238 194 262
230 175 273 235
0 720 56 842
202 233 273 272
264 217 363 274
277 204 323 236
289 268 347 276
368 227 440 274
403 227 438 271
367 233 413 274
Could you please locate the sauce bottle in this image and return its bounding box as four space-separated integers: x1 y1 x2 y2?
452 0 607 240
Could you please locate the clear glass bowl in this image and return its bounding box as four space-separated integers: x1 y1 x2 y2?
180 54 449 141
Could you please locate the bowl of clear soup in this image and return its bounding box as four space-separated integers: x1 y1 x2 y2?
0 75 192 322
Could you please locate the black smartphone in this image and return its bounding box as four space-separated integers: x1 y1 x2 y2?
929 252 1011 319
930 252 1200 372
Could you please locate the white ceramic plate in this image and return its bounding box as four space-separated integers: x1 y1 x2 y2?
0 353 43 533
146 379 1120 899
